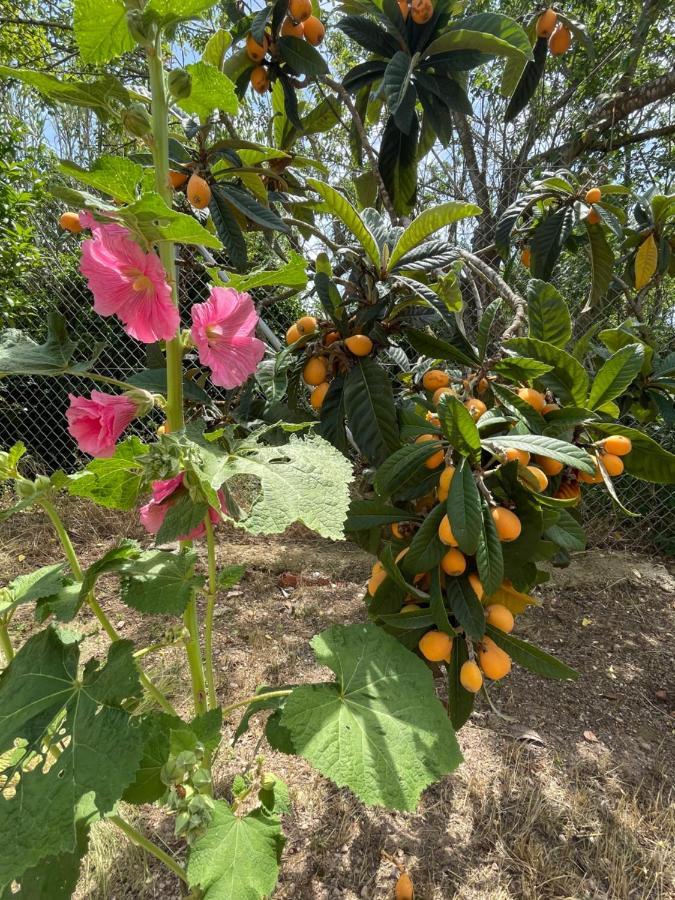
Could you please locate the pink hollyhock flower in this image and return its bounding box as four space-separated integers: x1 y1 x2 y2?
139 475 227 542
191 287 265 388
80 222 179 343
66 391 138 457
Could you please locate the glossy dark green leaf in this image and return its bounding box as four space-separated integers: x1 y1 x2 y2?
486 625 579 680
437 395 481 462
527 279 571 348
378 114 418 217
277 35 328 76
447 458 481 555
530 206 574 281
345 499 412 531
209 186 247 270
344 358 400 465
401 503 447 575
446 578 486 641
504 36 547 122
447 637 474 730
476 500 504 596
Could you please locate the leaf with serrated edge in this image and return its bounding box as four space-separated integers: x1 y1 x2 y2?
280 624 462 810
177 62 238 118
220 434 352 539
486 624 578 679
187 802 284 900
0 632 143 886
447 458 481 554
307 178 380 266
588 344 644 410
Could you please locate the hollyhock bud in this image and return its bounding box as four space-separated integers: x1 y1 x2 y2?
168 69 192 100
121 103 152 138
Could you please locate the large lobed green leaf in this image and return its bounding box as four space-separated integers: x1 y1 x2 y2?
58 156 143 204
73 0 134 64
69 437 147 509
220 434 353 539
0 631 143 888
187 802 284 900
0 67 129 112
177 62 238 119
279 624 463 810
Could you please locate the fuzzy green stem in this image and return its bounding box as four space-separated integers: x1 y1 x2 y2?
221 690 293 720
0 620 14 665
39 498 178 717
183 598 208 716
65 370 138 392
109 815 188 885
147 39 184 432
203 515 219 709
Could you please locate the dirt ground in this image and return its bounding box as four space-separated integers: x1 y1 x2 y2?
1 499 674 900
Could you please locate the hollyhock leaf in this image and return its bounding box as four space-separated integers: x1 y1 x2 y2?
0 311 77 376
147 0 221 26
177 62 238 119
220 434 353 540
68 437 147 510
187 803 284 900
155 495 210 544
0 632 142 886
58 156 143 204
279 624 462 810
119 550 204 615
118 193 222 248
73 0 135 64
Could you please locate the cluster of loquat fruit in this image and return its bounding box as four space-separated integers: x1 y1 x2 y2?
366 365 634 693
285 314 374 410
536 7 572 56
57 169 213 235
521 186 604 266
246 0 326 95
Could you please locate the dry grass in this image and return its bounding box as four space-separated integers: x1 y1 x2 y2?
1 500 673 900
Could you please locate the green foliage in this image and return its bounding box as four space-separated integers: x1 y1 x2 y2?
279 624 463 810
187 802 284 899
0 631 143 888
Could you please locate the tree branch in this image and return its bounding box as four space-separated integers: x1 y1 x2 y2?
455 249 527 339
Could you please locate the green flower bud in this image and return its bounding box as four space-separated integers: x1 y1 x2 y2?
121 103 152 138
123 387 154 417
260 773 276 791
15 479 36 499
168 69 192 100
125 9 157 46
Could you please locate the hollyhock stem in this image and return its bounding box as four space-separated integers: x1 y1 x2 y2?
147 38 184 433
0 620 14 665
183 597 208 717
40 498 178 717
109 815 188 885
203 515 219 709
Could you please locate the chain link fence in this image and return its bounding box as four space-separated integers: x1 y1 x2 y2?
1 211 673 553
